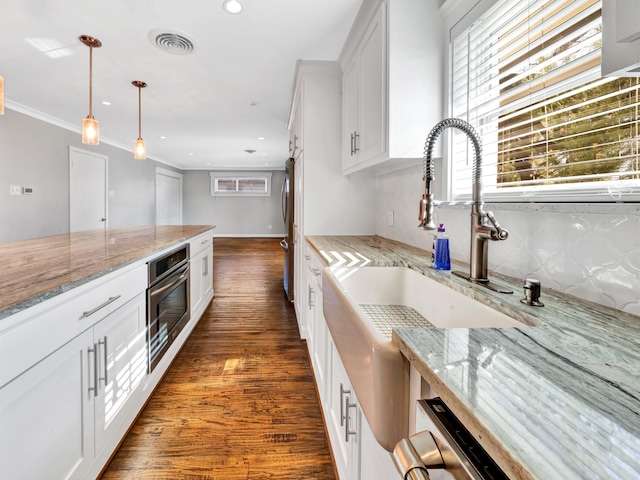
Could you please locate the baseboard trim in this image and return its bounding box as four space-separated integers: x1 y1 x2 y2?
212 233 285 238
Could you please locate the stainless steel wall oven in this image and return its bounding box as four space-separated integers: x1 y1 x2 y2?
147 244 190 372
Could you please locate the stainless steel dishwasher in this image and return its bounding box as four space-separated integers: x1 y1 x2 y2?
393 398 509 480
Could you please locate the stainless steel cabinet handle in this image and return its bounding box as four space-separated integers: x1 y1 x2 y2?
312 268 321 277
203 256 208 277
80 295 121 319
353 132 360 153
350 132 355 155
308 285 315 310
98 336 108 386
345 395 357 442
88 344 99 397
340 383 351 427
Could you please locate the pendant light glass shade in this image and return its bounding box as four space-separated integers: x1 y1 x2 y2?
134 138 146 160
82 116 99 144
79 35 102 145
132 80 147 160
0 75 4 115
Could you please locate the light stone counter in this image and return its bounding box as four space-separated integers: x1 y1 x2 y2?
0 225 215 320
307 235 640 480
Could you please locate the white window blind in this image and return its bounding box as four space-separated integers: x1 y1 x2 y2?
451 0 640 201
210 172 272 196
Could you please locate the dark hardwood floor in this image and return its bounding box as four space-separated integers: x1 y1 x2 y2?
101 238 336 480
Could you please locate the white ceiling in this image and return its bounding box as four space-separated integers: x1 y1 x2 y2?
1 0 362 170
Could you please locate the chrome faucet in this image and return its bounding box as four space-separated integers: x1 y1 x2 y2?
419 118 512 293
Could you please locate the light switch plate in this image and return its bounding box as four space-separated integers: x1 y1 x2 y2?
9 185 21 195
387 210 394 227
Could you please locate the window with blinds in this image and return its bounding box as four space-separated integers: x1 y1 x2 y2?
210 172 272 196
451 0 640 201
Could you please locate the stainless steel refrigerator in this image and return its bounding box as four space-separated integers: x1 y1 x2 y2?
280 158 295 302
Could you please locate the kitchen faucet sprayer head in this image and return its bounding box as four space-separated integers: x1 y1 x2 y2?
418 192 436 230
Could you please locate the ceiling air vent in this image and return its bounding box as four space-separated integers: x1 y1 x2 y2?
148 29 196 55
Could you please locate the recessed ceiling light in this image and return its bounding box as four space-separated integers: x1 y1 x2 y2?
159 136 167 139
101 101 111 106
264 163 269 166
222 0 243 14
258 137 265 140
262 153 268 156
189 152 194 156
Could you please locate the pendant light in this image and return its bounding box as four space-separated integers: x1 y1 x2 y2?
132 80 147 160
0 75 4 115
79 35 102 145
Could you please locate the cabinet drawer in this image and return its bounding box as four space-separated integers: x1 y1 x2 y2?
0 263 146 388
305 244 325 289
190 232 213 256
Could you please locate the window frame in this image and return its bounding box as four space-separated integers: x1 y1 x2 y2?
209 172 272 197
445 0 640 204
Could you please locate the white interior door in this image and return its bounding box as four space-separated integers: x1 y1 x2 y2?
69 147 108 233
155 167 183 225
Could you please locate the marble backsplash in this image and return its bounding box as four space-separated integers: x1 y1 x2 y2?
375 165 640 315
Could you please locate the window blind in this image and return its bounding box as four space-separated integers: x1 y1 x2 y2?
451 0 640 201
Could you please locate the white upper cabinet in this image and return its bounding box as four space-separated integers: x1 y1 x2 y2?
342 5 387 171
340 0 444 175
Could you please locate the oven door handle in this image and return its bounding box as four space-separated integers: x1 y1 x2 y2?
150 265 189 299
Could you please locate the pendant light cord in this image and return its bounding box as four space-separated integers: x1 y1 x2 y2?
138 85 142 138
88 46 93 118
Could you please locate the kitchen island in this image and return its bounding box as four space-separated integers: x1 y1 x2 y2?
307 235 640 480
0 225 215 480
0 225 214 320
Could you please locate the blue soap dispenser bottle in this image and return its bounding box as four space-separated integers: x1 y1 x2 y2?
433 223 450 271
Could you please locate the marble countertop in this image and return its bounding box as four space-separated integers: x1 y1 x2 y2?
307 235 640 480
0 225 215 320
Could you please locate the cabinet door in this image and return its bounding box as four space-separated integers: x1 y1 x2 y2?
328 338 360 480
190 249 204 319
358 3 387 163
201 249 213 303
93 293 147 453
342 58 360 171
305 268 317 350
290 88 303 158
0 329 95 480
312 295 328 405
359 413 397 480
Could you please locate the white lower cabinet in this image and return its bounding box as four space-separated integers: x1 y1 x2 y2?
0 292 147 480
0 328 94 480
328 338 361 480
190 232 214 320
92 293 147 459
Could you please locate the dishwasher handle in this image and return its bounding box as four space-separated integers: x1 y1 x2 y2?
393 432 444 480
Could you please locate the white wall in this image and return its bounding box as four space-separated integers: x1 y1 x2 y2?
375 165 640 315
182 170 286 237
0 109 178 243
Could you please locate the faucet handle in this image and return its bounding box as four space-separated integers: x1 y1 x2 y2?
485 210 508 240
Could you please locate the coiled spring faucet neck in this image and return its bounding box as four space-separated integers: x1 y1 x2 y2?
419 118 511 292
